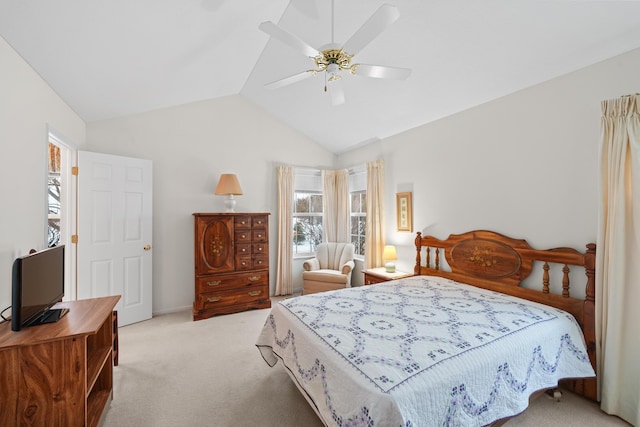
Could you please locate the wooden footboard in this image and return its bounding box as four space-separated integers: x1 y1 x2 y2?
414 230 597 401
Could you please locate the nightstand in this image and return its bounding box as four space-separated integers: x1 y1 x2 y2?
363 267 413 285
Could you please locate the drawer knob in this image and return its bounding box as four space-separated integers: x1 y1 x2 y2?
207 280 221 287
207 296 221 303
248 276 260 281
248 290 262 297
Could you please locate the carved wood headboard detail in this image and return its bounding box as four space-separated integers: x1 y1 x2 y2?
414 229 597 401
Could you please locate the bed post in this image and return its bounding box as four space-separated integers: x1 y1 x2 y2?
582 243 597 401
415 232 422 274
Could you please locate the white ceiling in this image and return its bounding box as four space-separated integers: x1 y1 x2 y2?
2 0 640 154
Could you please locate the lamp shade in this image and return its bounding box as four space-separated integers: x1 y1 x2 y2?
382 245 397 261
383 245 397 273
215 174 243 195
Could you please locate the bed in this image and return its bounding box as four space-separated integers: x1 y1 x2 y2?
256 230 597 426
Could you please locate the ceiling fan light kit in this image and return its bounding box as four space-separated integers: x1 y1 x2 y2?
314 48 354 76
259 3 411 105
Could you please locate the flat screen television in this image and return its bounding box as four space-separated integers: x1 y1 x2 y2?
11 245 67 331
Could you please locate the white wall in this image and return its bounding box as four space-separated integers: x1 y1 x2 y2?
0 36 86 311
337 48 640 297
86 96 335 314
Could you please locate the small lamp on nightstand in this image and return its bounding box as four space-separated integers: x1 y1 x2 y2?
215 173 243 212
383 245 398 273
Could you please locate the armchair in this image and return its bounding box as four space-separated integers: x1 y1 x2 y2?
302 242 355 295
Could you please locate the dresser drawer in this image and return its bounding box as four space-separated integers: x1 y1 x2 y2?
252 229 268 242
252 254 269 269
363 273 387 285
236 243 251 256
235 230 252 243
236 255 253 270
252 215 268 229
196 272 267 294
197 284 268 310
236 254 269 270
234 215 252 230
253 243 268 255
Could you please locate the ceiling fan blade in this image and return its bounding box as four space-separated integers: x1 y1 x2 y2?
341 4 400 56
259 21 320 58
265 70 314 89
353 64 411 80
327 79 345 106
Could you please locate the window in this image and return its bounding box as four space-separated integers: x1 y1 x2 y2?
293 169 323 255
292 166 367 256
349 165 367 257
293 192 323 254
48 143 62 247
350 191 366 256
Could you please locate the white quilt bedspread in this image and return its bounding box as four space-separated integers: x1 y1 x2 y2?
256 276 595 427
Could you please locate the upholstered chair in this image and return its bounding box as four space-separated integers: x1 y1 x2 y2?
302 242 355 295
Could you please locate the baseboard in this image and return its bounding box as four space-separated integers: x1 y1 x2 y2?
152 305 192 316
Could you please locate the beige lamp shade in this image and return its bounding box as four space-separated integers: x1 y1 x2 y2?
382 245 397 261
215 174 243 195
215 174 243 212
383 245 398 273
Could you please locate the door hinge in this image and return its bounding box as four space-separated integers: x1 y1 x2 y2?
71 235 78 244
72 166 78 176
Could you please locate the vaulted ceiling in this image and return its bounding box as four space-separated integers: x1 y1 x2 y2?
2 0 640 153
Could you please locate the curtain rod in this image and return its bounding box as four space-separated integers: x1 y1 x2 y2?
274 163 368 174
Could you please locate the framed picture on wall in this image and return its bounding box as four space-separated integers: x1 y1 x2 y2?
396 192 412 232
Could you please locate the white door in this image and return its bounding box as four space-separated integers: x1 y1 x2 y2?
77 151 152 326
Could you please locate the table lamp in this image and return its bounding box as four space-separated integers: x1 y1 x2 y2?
383 245 398 273
215 173 243 212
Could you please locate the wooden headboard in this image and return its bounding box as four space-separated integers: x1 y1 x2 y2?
414 230 596 400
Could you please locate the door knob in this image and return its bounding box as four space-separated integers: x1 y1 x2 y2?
144 245 151 251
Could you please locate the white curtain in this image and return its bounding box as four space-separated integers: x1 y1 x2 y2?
365 160 385 269
596 94 640 426
322 169 350 242
275 166 295 295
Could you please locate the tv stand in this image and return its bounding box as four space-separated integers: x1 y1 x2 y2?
0 296 120 426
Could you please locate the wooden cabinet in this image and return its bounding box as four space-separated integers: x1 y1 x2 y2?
363 268 413 285
0 296 120 427
193 213 271 320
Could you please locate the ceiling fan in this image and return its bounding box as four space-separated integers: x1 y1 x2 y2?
259 2 411 106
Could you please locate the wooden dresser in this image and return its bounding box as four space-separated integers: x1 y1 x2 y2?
0 296 120 427
193 213 271 320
